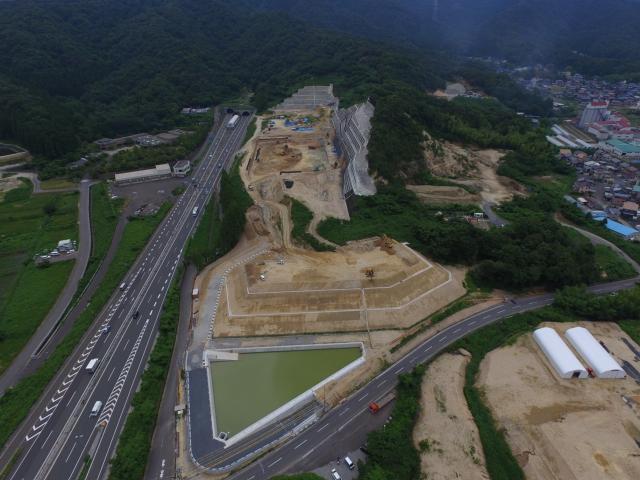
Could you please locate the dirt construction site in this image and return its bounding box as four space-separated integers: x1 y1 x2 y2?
421 135 527 205
191 101 467 403
244 108 349 224
477 321 640 480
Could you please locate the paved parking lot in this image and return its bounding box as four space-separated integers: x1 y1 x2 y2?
312 448 366 480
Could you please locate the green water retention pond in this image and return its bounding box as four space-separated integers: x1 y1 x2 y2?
210 346 361 436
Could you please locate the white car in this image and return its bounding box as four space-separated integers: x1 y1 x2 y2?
330 469 341 480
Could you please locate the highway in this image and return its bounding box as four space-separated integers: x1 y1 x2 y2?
1 111 252 480
210 276 638 480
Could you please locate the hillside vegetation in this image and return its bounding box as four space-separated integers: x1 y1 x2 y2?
0 0 442 170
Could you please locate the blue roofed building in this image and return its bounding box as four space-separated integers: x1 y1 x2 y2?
605 219 640 239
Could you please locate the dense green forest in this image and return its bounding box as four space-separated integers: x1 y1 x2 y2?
244 0 640 80
0 0 443 163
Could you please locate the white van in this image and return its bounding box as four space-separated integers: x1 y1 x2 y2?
344 456 355 470
90 401 103 417
86 358 100 373
192 206 199 217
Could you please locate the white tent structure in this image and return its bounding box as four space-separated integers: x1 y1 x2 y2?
533 327 588 379
564 327 626 379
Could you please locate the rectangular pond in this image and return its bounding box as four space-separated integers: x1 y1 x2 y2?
210 347 360 436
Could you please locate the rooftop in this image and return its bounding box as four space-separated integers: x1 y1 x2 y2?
605 219 639 237
605 138 640 154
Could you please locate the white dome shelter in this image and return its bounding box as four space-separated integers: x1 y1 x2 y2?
533 327 588 379
564 327 626 379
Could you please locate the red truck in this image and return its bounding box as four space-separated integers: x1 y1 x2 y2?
368 392 395 414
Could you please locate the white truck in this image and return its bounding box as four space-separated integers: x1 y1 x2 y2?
227 114 239 129
86 358 100 373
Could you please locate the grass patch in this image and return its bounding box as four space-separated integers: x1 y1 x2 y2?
288 197 335 252
185 199 222 269
0 203 169 448
358 367 424 480
391 297 472 353
271 476 323 480
109 266 183 480
242 117 257 145
0 179 78 374
562 226 636 281
594 244 636 281
39 178 77 190
73 182 122 296
172 185 186 196
0 261 74 372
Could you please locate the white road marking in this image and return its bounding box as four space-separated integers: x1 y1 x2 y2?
438 336 447 343
65 441 77 463
469 320 476 326
267 457 282 468
65 390 78 407
358 393 368 401
107 367 116 382
41 429 54 449
378 379 387 387
317 423 329 432
338 407 350 416
294 439 308 450
395 366 404 374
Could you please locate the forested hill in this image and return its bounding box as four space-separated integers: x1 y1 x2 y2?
0 0 445 159
241 0 640 80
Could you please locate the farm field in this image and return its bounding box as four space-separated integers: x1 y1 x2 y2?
0 180 78 374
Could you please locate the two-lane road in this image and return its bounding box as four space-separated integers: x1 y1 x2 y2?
210 277 637 480
2 112 252 480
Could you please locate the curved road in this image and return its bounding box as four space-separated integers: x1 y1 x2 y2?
0 179 93 395
195 276 635 480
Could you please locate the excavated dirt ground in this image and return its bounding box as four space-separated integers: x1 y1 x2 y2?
212 237 463 337
422 136 526 204
478 321 640 480
245 109 349 222
406 184 481 205
414 351 490 480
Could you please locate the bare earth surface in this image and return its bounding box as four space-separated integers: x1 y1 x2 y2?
414 352 489 480
407 184 481 205
245 109 349 223
210 237 464 337
478 321 640 480
421 137 526 204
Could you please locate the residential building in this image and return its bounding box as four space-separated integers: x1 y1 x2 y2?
173 160 191 176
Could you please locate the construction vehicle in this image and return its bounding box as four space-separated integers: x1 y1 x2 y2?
368 392 395 413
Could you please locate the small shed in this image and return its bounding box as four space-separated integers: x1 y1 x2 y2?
533 327 588 379
564 327 625 379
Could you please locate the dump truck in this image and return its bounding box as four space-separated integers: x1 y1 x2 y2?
368 392 395 413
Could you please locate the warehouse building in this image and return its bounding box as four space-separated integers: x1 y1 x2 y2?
564 327 626 378
114 163 172 185
604 219 640 240
533 327 588 379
